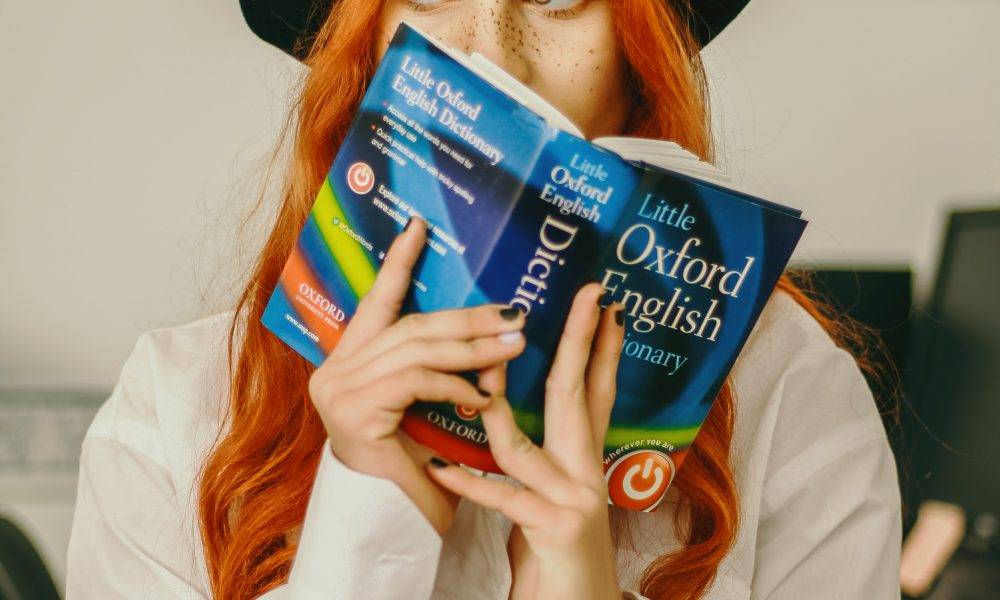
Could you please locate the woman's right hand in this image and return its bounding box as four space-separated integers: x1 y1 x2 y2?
307 218 527 535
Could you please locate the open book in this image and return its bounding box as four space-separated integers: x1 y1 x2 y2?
262 22 807 512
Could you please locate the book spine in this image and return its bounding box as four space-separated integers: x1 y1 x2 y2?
400 130 643 472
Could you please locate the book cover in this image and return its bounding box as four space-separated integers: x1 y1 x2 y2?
261 22 807 511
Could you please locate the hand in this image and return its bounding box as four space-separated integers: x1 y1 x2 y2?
307 218 527 535
426 283 626 600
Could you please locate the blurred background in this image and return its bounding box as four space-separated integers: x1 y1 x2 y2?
1 1 998 598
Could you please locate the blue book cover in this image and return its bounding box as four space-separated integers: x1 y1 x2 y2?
261 22 806 511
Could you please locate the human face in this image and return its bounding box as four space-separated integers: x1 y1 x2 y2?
376 0 633 139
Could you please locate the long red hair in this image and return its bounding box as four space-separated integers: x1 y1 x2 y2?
198 1 888 598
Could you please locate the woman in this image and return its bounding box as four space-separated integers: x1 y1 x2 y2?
66 1 902 598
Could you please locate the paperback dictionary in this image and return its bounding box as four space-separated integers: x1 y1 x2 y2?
262 22 807 512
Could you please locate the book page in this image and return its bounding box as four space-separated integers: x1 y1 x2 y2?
594 136 768 195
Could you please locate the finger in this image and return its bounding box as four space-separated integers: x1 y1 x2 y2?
585 303 626 462
357 367 493 413
339 304 525 372
477 362 507 397
333 217 427 358
478 393 578 505
425 461 556 529
543 283 604 470
335 333 526 393
470 361 506 442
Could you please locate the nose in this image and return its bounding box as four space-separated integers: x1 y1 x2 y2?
452 0 533 85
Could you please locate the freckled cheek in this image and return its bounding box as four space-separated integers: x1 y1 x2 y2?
566 64 612 103
572 67 627 130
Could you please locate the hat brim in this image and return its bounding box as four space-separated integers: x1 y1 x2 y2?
239 0 750 61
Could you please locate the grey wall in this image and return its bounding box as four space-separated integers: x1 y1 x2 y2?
705 0 1000 295
1 1 301 388
2 0 999 388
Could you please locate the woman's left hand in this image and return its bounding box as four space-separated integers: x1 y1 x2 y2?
426 283 626 600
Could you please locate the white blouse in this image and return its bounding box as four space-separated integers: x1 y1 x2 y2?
65 290 902 599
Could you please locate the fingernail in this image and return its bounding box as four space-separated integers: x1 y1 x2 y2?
614 308 625 327
458 371 480 387
476 387 491 397
404 216 414 231
498 331 523 345
499 307 521 321
429 456 451 469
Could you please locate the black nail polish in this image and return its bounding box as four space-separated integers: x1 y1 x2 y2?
499 307 521 321
614 309 625 327
458 371 480 388
476 387 491 397
429 456 451 468
404 216 414 231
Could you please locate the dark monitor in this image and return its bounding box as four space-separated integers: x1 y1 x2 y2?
808 267 913 382
910 208 1000 520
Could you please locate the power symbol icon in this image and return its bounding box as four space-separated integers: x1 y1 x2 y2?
605 449 675 512
622 458 665 501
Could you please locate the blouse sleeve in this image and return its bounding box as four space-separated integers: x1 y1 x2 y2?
65 333 213 599
66 332 445 600
279 438 445 599
67 435 216 598
751 343 903 599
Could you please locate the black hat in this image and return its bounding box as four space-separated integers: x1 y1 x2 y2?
240 0 751 61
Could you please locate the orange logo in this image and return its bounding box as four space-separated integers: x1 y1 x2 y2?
605 449 674 512
346 161 375 194
455 405 479 420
